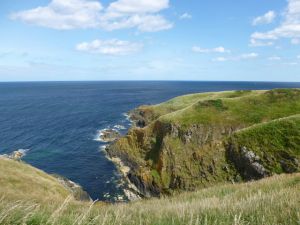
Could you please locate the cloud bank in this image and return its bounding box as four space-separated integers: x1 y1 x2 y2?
11 0 173 32
192 46 230 54
251 0 300 45
76 39 142 55
252 11 276 26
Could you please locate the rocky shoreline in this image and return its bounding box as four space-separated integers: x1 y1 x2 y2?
105 89 300 199
52 175 92 201
106 109 162 199
0 149 29 160
107 154 142 201
95 114 145 201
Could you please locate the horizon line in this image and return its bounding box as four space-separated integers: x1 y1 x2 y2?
0 80 300 83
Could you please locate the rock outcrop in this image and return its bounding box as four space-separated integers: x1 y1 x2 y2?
107 89 300 198
99 129 121 142
53 175 91 201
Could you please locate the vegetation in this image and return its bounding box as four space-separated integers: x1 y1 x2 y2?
108 89 300 196
0 157 299 225
0 157 70 203
1 88 300 224
228 115 300 176
160 89 300 127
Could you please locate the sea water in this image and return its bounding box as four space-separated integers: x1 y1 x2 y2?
1 81 300 200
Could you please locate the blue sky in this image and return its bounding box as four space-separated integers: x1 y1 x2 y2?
0 0 300 81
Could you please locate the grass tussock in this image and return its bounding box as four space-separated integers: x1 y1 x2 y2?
0 165 299 225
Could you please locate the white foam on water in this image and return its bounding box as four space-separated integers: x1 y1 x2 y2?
93 129 109 142
122 113 132 122
93 129 103 142
0 149 30 159
99 145 107 152
113 125 126 130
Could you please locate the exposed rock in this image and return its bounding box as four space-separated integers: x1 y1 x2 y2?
99 129 121 142
280 158 299 173
129 107 156 128
0 149 29 160
107 89 300 198
53 175 91 201
227 146 269 180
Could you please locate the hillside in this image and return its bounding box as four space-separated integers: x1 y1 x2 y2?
0 157 90 204
107 89 300 197
1 88 300 224
0 157 71 203
0 158 299 224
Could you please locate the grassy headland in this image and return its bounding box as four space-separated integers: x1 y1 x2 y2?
108 89 300 196
1 88 300 225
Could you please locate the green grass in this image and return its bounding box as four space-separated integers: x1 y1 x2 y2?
0 160 299 225
2 89 300 224
0 157 70 204
159 89 300 127
228 115 300 175
110 88 300 195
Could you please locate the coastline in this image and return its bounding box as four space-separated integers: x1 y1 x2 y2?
104 89 300 199
103 112 143 201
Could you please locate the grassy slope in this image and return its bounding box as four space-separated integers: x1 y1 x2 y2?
228 115 300 175
0 162 299 225
160 89 300 127
1 89 300 224
110 89 300 194
0 158 70 203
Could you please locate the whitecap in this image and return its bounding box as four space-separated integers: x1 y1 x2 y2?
99 145 107 152
122 113 131 121
113 125 126 130
0 149 30 160
93 128 120 143
93 130 104 142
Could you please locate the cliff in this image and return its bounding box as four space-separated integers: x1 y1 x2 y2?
107 89 300 197
0 89 300 225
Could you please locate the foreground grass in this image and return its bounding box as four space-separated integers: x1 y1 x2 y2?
0 166 299 225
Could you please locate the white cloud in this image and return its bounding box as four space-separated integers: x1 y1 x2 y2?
10 0 172 32
252 11 276 26
268 56 281 61
192 46 230 53
107 0 169 14
249 38 274 47
212 53 259 62
239 53 259 59
297 55 300 59
250 0 300 44
76 39 142 55
101 14 172 32
11 0 103 30
179 13 192 20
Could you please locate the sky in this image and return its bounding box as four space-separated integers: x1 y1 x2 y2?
0 0 300 82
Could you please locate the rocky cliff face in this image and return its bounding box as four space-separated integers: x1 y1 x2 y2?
107 118 242 197
107 89 300 198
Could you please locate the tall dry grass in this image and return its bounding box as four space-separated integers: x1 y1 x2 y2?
0 173 299 225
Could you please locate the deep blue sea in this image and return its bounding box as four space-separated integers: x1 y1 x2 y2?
1 81 300 200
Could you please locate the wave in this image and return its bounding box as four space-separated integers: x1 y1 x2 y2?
122 113 131 121
113 125 126 130
99 145 107 152
93 128 120 143
94 129 108 142
0 149 30 160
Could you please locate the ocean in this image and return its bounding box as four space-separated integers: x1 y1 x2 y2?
1 81 300 201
